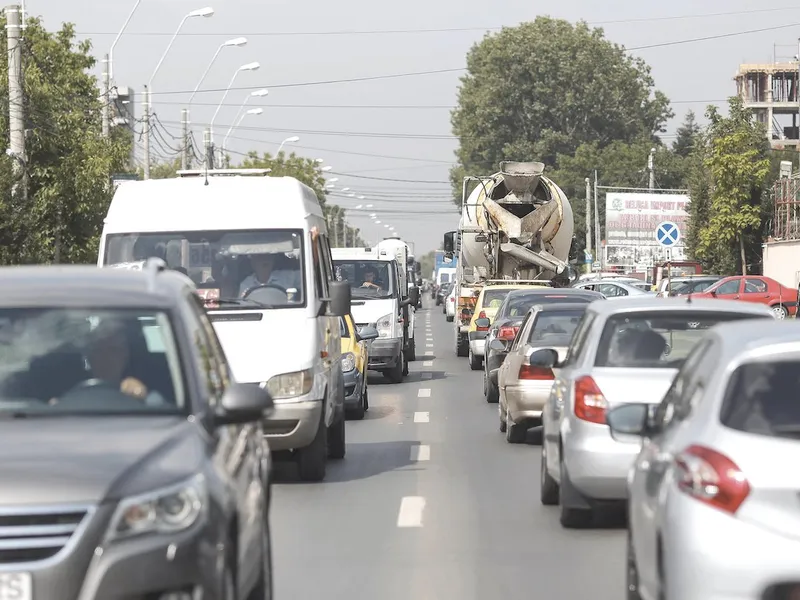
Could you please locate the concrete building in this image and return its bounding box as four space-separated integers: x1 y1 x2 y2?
735 62 800 149
763 170 800 288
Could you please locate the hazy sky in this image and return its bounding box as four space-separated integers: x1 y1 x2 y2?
23 0 800 254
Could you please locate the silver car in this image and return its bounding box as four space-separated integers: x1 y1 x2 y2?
573 278 655 298
537 297 775 528
607 319 800 600
496 303 588 444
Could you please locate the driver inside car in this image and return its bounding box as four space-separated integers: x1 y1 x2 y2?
239 252 300 298
360 266 383 289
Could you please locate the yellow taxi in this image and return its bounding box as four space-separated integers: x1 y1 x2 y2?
466 281 552 370
340 314 378 420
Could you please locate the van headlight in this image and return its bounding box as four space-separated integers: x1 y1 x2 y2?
341 352 356 372
376 313 394 338
106 475 206 542
263 369 313 399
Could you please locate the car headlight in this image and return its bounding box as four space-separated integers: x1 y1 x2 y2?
376 313 394 338
263 369 313 399
106 474 206 542
341 352 356 372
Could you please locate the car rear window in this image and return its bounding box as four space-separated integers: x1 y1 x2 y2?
482 289 511 308
527 309 585 346
594 311 769 369
720 361 800 440
505 294 596 318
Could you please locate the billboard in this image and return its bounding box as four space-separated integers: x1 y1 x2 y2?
604 192 690 268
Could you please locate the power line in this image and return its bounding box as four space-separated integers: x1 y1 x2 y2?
157 99 726 109
627 21 800 51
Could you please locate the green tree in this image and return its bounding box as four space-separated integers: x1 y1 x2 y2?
672 110 701 158
450 17 672 202
0 17 129 264
690 97 770 275
138 157 180 180
419 250 436 280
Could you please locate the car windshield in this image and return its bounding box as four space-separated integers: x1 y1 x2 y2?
528 310 585 346
0 308 185 416
595 311 769 369
334 260 395 299
482 289 511 309
104 229 305 310
720 360 800 440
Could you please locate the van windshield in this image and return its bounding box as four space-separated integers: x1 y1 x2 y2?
104 229 305 310
334 260 396 300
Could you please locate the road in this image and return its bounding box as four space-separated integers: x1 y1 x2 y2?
270 300 626 600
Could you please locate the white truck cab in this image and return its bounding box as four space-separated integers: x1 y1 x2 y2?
332 247 418 382
97 169 351 482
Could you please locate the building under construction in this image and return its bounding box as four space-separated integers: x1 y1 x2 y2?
735 62 800 149
763 172 800 288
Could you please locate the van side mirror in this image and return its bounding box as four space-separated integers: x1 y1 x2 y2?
327 280 351 316
528 348 558 368
443 231 457 253
216 383 274 425
409 286 420 305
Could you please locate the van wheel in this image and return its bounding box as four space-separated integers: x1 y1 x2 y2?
384 352 404 383
296 414 327 481
407 337 416 361
402 355 409 376
328 412 346 459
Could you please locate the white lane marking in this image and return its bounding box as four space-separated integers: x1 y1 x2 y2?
426 344 434 348
418 388 431 397
410 444 430 461
414 411 430 422
421 372 432 380
423 360 433 367
397 496 426 528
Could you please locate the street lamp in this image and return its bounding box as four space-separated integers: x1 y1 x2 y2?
341 187 350 192
189 37 247 105
277 136 299 154
222 107 262 157
315 158 324 163
228 88 268 136
321 166 332 172
149 7 214 92
109 0 142 81
210 61 260 133
326 178 339 183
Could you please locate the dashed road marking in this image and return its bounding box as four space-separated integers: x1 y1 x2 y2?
397 496 426 528
414 411 430 422
426 343 434 348
410 444 430 461
423 361 433 367
418 388 431 397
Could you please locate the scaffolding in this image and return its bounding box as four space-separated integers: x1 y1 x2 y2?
770 175 800 240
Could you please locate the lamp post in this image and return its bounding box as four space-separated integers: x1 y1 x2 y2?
103 0 143 138
221 107 262 166
227 88 268 138
143 6 214 179
206 61 260 167
277 135 299 154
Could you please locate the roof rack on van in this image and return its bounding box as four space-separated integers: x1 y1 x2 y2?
176 168 271 177
143 257 167 293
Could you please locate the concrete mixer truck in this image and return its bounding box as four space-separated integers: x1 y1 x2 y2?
442 161 577 357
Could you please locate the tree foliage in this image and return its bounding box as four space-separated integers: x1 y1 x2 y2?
0 16 129 264
687 97 770 274
450 17 673 201
672 110 701 158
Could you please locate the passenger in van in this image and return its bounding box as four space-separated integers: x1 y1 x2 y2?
239 252 301 297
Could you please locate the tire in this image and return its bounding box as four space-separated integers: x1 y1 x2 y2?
248 517 273 600
540 441 559 505
296 413 327 482
445 315 453 322
499 404 507 433
384 352 404 383
505 407 527 444
347 385 365 420
456 340 468 358
328 411 346 459
222 562 236 600
626 531 643 600
485 372 499 404
363 387 369 411
772 304 789 319
407 336 416 361
468 349 482 370
402 355 409 376
559 461 593 528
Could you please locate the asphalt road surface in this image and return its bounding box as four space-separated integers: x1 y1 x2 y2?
270 299 626 600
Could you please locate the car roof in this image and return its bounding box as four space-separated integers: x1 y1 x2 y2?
506 288 603 299
707 320 800 365
482 283 551 292
0 266 193 309
584 296 775 318
531 302 593 313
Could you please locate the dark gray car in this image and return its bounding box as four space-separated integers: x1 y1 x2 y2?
0 261 274 600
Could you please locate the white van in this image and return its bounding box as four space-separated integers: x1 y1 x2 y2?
331 248 418 382
97 169 351 482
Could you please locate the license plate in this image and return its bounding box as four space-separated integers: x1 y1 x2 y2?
0 573 32 600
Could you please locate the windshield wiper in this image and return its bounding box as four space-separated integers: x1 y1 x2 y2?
204 297 269 308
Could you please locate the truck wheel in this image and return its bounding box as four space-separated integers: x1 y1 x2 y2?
296 414 327 482
468 349 482 370
407 337 416 361
384 352 404 383
328 412 346 459
402 354 409 376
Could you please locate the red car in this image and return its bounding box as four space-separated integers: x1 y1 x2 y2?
693 275 797 319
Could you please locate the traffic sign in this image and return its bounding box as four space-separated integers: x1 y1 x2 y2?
655 221 680 247
592 261 601 270
584 250 592 264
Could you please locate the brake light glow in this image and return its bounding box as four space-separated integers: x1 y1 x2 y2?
518 364 554 380
574 375 608 424
497 326 518 341
675 445 750 515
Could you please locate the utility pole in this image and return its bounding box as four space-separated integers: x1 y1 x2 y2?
648 147 655 190
584 177 592 258
593 170 601 270
797 38 800 151
142 86 150 179
101 54 110 138
7 4 25 200
204 128 213 170
333 214 339 247
180 109 189 170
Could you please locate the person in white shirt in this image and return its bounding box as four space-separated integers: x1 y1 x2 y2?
239 253 300 297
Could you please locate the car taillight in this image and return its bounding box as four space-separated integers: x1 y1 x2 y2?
574 375 608 424
498 326 518 341
674 445 750 515
518 364 554 380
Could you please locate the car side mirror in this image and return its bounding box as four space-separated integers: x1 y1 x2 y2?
216 383 274 425
475 318 491 328
327 280 351 316
400 297 412 307
489 339 506 352
709 288 717 296
605 403 651 439
358 326 379 341
409 286 420 305
528 348 558 368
